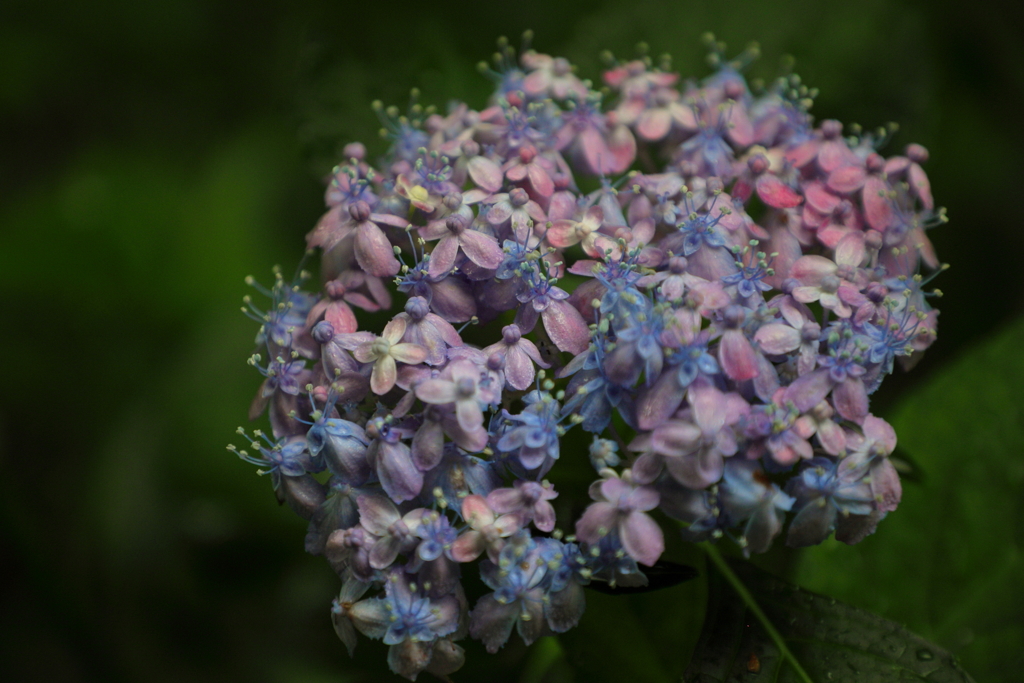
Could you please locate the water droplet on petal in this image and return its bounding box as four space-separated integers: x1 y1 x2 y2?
916 648 934 661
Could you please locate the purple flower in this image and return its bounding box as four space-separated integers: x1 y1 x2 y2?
356 494 428 569
495 390 564 473
784 456 876 547
427 214 505 278
450 495 519 563
415 359 490 433
514 273 590 355
339 317 429 395
719 460 794 555
575 471 664 567
306 412 371 484
235 35 947 673
346 572 461 679
230 432 315 478
482 323 550 390
469 532 583 653
394 296 463 366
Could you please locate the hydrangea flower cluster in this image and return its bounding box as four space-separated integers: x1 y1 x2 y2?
230 35 946 680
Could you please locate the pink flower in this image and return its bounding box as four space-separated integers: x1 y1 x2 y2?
789 253 865 319
482 324 550 391
427 214 505 278
415 359 490 433
449 495 519 563
342 317 428 395
502 145 556 199
545 206 620 259
521 53 589 100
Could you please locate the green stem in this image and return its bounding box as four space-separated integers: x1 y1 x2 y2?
703 544 814 683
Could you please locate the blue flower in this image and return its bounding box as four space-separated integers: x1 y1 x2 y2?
495 391 564 472
230 432 316 478
414 511 458 562
718 460 794 555
784 457 874 547
243 274 317 350
376 573 460 645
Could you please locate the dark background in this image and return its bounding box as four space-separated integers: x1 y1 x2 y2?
2 0 1022 681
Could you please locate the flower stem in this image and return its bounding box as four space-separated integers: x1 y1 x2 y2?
702 543 814 683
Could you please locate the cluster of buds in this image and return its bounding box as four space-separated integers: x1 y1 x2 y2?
230 34 945 680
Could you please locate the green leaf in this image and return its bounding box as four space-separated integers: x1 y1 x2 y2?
685 556 975 683
795 316 1024 682
558 542 708 683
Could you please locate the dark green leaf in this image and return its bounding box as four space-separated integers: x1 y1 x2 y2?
685 558 975 683
559 542 707 683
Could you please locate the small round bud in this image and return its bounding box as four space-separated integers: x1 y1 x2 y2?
461 139 480 157
349 200 371 222
405 296 431 319
312 320 335 344
747 153 770 176
723 304 746 328
446 214 467 234
865 282 888 303
821 119 843 139
905 143 929 164
509 187 529 206
866 152 885 174
801 322 822 343
502 324 522 344
487 352 505 371
668 255 689 273
724 80 745 100
342 142 366 161
820 274 840 294
865 229 884 251
325 279 347 299
443 193 462 211
455 377 476 398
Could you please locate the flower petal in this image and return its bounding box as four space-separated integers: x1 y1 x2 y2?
370 355 398 395
541 300 589 355
574 502 619 544
862 176 893 231
468 594 520 654
620 511 665 567
468 155 503 193
378 443 423 503
390 342 428 365
756 175 803 209
754 323 802 355
415 378 458 404
783 368 834 412
354 222 400 277
719 329 759 381
459 229 504 269
427 235 460 278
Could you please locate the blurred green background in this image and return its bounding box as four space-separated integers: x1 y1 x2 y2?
2 0 1022 681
